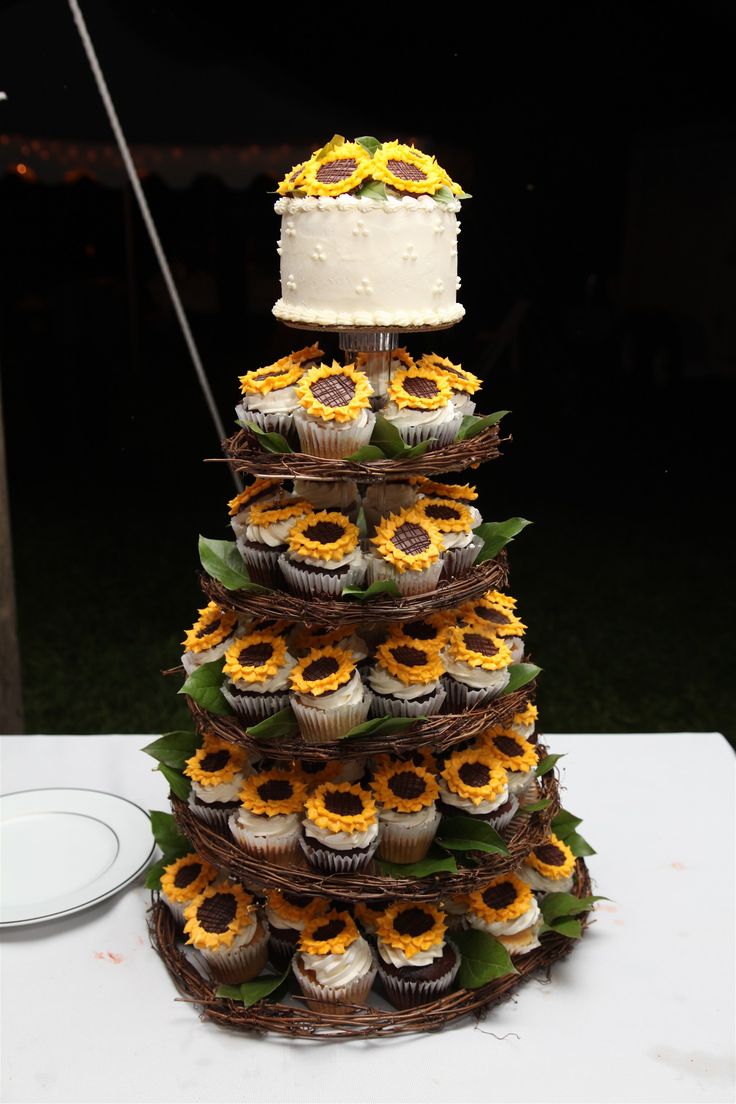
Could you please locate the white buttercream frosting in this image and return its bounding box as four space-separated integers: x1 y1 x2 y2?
294 673 366 711
237 387 300 416
512 721 536 741
191 774 245 803
294 478 359 512
467 898 540 937
367 666 443 699
228 653 297 694
443 653 510 691
303 817 379 851
379 805 439 828
438 778 510 815
232 807 301 839
290 547 365 571
244 517 301 548
377 939 445 969
382 401 458 431
299 934 373 987
223 914 259 952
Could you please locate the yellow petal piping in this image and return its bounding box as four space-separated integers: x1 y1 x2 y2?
387 365 453 411
374 637 445 686
183 883 256 950
376 902 447 957
296 361 373 423
526 834 576 879
238 768 307 816
371 763 439 813
447 626 513 671
290 645 356 696
286 510 359 561
304 782 377 835
160 853 218 903
222 629 289 684
370 508 443 573
467 872 534 924
182 602 238 653
298 908 360 955
441 749 508 805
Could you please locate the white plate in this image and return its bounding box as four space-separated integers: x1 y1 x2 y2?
0 787 155 927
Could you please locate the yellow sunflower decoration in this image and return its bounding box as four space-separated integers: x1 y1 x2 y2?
376 902 447 957
391 611 454 648
416 478 478 502
372 762 439 813
239 345 323 396
513 702 539 728
526 834 576 880
289 623 361 656
266 890 325 926
459 592 526 637
372 141 444 195
182 602 237 653
247 498 311 528
223 628 289 684
296 361 373 423
447 625 513 671
305 782 377 835
355 900 388 929
390 347 417 371
277 160 308 195
481 729 538 773
371 509 443 573
239 768 306 816
441 749 508 805
183 883 256 950
227 478 279 517
290 645 355 697
160 853 218 903
286 510 359 561
374 637 444 686
371 747 437 776
387 365 453 411
467 872 534 925
299 908 360 955
417 354 482 395
413 496 474 534
184 735 246 787
294 758 342 788
300 142 373 197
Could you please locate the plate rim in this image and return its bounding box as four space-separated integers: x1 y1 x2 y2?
0 786 156 927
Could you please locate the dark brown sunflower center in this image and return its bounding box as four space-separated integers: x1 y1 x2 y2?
315 158 357 183
458 762 491 787
257 779 293 802
387 159 427 182
196 618 221 638
392 522 431 555
534 844 566 866
403 375 439 400
390 645 427 668
322 790 364 816
283 891 313 907
238 642 274 667
302 656 341 682
173 862 201 889
403 619 437 641
475 607 511 625
254 366 288 381
197 892 237 933
447 365 468 379
200 750 231 773
289 167 303 182
310 374 356 407
303 521 346 544
493 735 524 758
482 881 518 909
312 917 346 941
464 633 498 657
393 908 435 936
299 760 327 775
425 504 461 521
388 771 427 800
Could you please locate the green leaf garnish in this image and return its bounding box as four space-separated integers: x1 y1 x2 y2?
355 136 382 156
157 762 191 801
370 414 409 457
244 422 292 454
356 506 367 539
377 846 457 878
540 893 607 925
354 179 388 201
435 816 510 856
401 439 434 458
142 730 200 770
245 706 299 741
149 810 193 856
345 444 387 461
542 917 583 939
198 536 269 592
216 966 291 1007
456 410 510 441
501 662 541 695
312 134 345 160
517 797 552 814
550 808 596 856
536 752 565 777
342 579 401 602
473 517 532 563
453 930 518 988
179 659 231 715
341 714 424 740
145 858 169 890
432 185 458 205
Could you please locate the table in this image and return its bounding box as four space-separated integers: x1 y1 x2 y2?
1 733 734 1104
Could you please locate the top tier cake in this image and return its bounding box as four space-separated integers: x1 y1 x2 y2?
272 136 468 330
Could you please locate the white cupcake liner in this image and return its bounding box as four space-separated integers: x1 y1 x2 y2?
365 554 444 596
291 690 372 745
442 670 511 711
235 541 283 587
186 790 239 830
388 412 463 451
441 535 484 580
277 554 366 598
292 951 377 1013
228 813 303 865
220 683 290 721
369 683 446 718
505 636 525 663
452 394 476 415
197 920 270 984
377 943 460 1009
299 833 379 873
376 809 441 864
235 404 299 444
507 769 536 798
294 410 376 459
181 636 234 676
485 793 519 832
160 891 189 926
517 865 575 894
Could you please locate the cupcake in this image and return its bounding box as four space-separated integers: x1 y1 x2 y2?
236 496 312 587
279 511 366 597
466 872 543 956
228 768 307 865
183 883 269 984
368 509 444 595
370 747 438 777
184 735 249 828
459 590 527 664
361 477 418 537
415 478 478 504
518 834 576 893
294 361 375 458
509 701 539 743
356 345 415 398
439 749 518 830
416 353 482 415
367 636 446 717
481 728 538 797
289 646 371 744
289 623 369 664
159 852 218 926
413 496 483 579
391 612 454 650
382 363 462 449
293 477 360 522
294 758 343 790
228 478 281 540
333 757 368 784
265 890 327 971
442 625 513 710
375 902 460 1009
354 900 390 937
292 908 377 1013
181 602 239 675
221 627 297 720
441 892 470 932
301 782 380 873
371 762 441 864
237 344 322 441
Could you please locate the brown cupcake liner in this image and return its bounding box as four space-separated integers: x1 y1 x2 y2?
377 943 460 1009
299 833 379 873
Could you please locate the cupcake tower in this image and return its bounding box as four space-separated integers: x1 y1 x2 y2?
147 136 596 1036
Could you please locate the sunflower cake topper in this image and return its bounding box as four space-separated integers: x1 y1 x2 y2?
160 853 217 903
417 354 482 395
447 625 513 671
222 628 289 684
184 735 246 787
482 729 538 772
266 890 325 926
371 509 443 573
441 749 508 805
376 902 447 957
183 883 256 950
526 833 576 880
460 591 527 637
467 872 534 925
239 768 307 816
290 645 356 696
392 612 453 648
299 908 360 955
372 762 439 813
182 602 237 653
246 497 311 528
297 361 373 423
414 496 475 534
388 365 453 411
417 478 478 503
374 637 444 685
305 782 377 835
287 511 360 561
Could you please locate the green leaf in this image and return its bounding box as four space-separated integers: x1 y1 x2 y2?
536 752 565 777
370 414 407 457
551 808 583 838
401 439 434 458
149 810 192 856
356 506 367 539
432 185 457 205
435 816 510 856
453 930 518 988
345 444 387 461
563 831 597 858
543 917 583 939
473 517 532 564
540 893 607 925
518 797 551 814
244 422 292 454
142 730 200 769
198 536 269 592
157 762 191 801
342 579 401 602
456 410 510 441
214 983 243 1000
377 847 458 878
245 706 299 741
501 662 541 695
179 659 231 715
341 714 424 740
312 134 345 160
216 966 290 1007
354 179 388 201
144 858 168 890
355 136 382 156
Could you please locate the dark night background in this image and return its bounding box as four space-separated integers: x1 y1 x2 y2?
1 1 733 739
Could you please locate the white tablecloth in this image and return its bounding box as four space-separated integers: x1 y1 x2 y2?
1 732 734 1104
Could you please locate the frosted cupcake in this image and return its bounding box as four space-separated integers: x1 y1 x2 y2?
414 478 478 505
442 625 513 709
265 890 326 971
294 477 360 522
371 762 441 864
466 872 543 956
289 645 371 744
236 496 312 587
361 477 418 537
181 602 239 675
509 701 539 743
228 768 307 865
294 758 343 790
159 852 218 926
460 590 527 664
183 883 268 984
368 636 446 717
390 612 454 650
375 902 460 1009
289 623 369 664
292 908 376 1013
417 353 482 415
368 509 444 595
301 782 380 872
518 833 576 893
354 900 390 937
221 627 297 720
184 735 249 828
481 728 538 797
228 478 281 540
279 511 366 597
294 361 375 458
441 892 470 932
237 344 322 440
439 748 518 830
413 496 483 579
370 747 438 778
382 364 462 449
